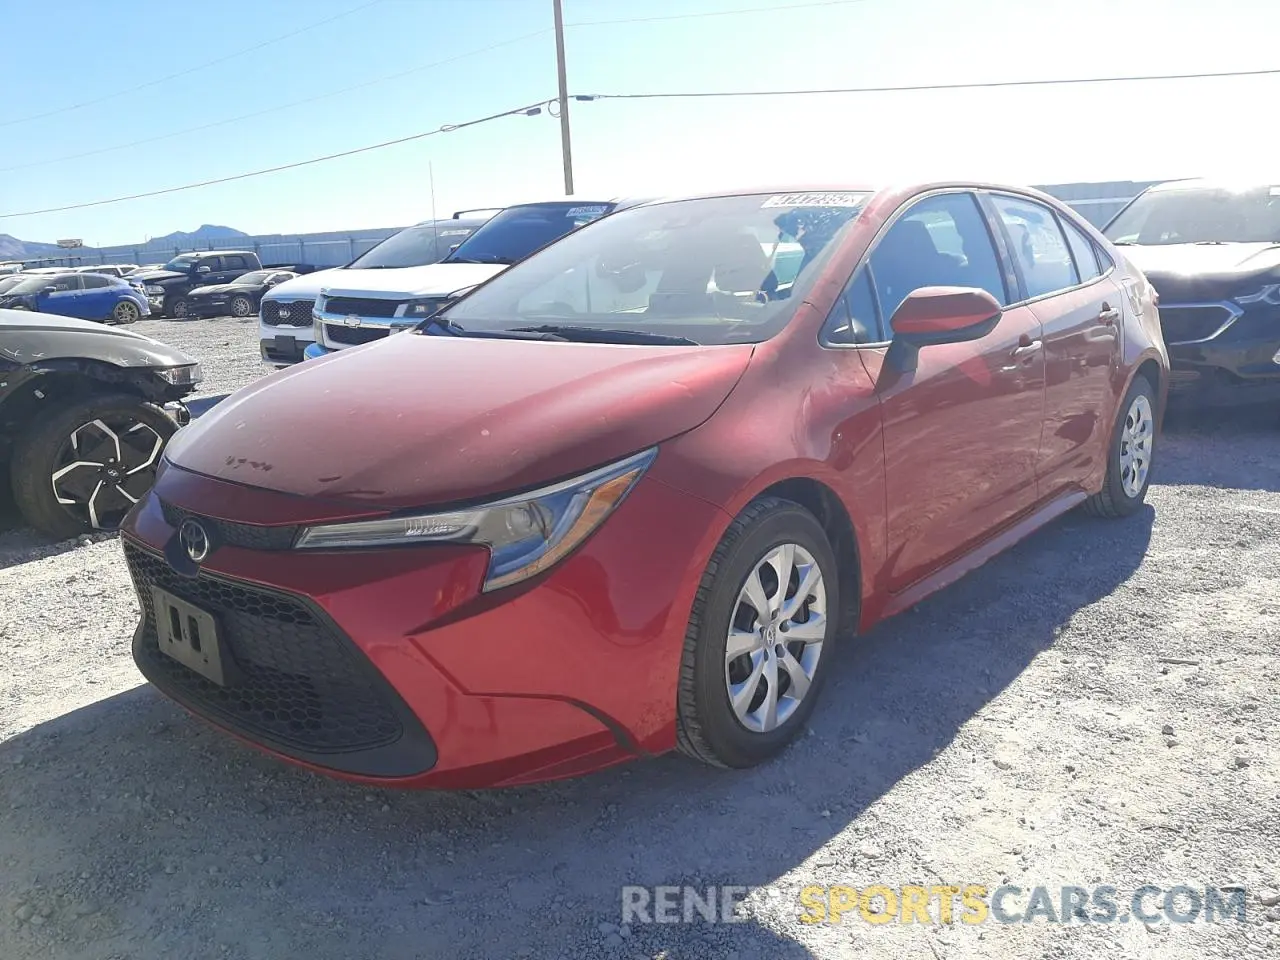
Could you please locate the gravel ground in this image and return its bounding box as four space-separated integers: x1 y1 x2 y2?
1 315 1277 960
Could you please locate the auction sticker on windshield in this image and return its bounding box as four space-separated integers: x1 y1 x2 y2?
567 205 609 217
762 192 865 208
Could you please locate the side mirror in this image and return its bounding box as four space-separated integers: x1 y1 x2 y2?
41 285 58 295
196 265 211 274
448 244 461 254
884 286 1002 373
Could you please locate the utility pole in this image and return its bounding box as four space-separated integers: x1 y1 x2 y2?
552 0 574 195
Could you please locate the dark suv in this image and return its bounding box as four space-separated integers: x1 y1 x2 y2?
1 306 203 538
1103 179 1280 407
132 251 263 319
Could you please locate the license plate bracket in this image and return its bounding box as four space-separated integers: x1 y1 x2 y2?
151 586 230 686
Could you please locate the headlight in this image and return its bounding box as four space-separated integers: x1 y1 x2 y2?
404 297 446 317
295 448 656 591
155 363 203 385
1234 284 1280 306
145 285 165 295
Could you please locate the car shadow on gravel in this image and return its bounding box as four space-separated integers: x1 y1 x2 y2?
0 507 1154 960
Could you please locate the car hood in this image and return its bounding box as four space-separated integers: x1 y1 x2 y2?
164 333 754 509
1121 242 1280 300
0 307 195 367
319 262 505 299
262 268 341 301
187 284 236 297
130 269 186 284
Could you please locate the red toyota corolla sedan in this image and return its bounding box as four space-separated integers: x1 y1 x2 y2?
121 183 1168 788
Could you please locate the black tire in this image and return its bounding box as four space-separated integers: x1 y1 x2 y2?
229 295 254 319
10 393 177 540
676 496 840 769
167 297 189 320
112 299 140 324
1085 374 1156 519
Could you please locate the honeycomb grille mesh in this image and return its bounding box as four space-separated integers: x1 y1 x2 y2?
125 542 404 755
159 500 298 551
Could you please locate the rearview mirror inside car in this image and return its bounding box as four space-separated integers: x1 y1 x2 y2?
885 286 1002 373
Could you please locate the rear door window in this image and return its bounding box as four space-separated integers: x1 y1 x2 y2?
1061 217 1101 282
81 274 111 289
991 195 1080 299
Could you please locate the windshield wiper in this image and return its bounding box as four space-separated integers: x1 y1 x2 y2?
446 255 516 265
418 317 565 341
509 325 700 346
1193 240 1229 245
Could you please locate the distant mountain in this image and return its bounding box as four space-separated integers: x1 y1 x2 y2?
0 234 63 260
0 224 249 261
151 224 249 245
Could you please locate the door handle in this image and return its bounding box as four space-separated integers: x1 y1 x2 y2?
1010 339 1043 358
1099 303 1120 324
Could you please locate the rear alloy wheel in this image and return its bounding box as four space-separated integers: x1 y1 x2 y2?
1085 374 1156 518
229 295 254 318
676 496 839 768
10 393 177 539
111 299 140 324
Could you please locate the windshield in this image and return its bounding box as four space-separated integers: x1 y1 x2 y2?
0 276 25 294
232 271 271 285
161 255 199 272
442 192 869 345
445 202 614 265
346 222 473 269
1105 185 1280 245
5 274 73 295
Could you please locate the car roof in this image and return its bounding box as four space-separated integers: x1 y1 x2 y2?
1143 177 1279 193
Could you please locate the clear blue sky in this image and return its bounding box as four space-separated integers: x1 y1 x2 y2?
2 0 1277 246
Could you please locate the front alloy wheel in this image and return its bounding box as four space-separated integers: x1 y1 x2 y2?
229 295 254 318
725 544 828 733
677 496 840 768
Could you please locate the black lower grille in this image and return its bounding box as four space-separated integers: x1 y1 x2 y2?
159 500 298 551
1160 305 1235 344
124 541 436 777
324 296 401 317
325 324 389 345
264 299 315 327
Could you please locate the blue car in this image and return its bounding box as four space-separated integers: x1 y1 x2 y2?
0 270 151 324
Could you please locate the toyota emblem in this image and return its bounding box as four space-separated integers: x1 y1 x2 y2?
179 519 211 564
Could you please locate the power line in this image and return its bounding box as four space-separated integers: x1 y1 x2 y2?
0 28 552 173
567 0 868 27
584 65 1280 101
0 0 386 129
0 101 550 220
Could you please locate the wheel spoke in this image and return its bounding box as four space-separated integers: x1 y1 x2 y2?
740 568 771 623
123 424 164 475
729 651 766 720
765 544 796 613
785 612 828 643
725 628 760 663
50 461 104 504
757 655 780 731
86 481 105 529
777 648 812 702
779 561 821 621
75 420 122 463
114 484 139 504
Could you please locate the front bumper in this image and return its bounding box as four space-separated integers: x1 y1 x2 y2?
261 331 312 365
1162 301 1280 407
120 464 727 788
